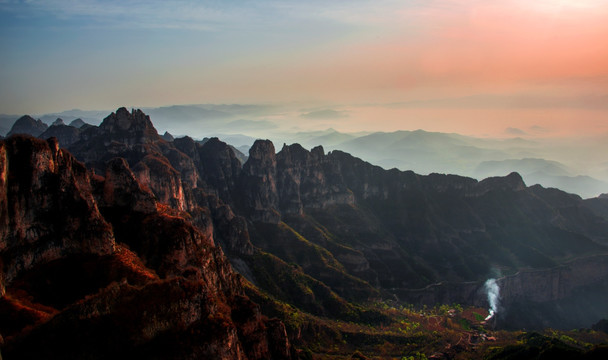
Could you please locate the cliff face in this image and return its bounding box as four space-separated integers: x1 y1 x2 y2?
0 136 115 287
276 144 354 215
243 144 608 289
63 110 608 308
394 254 608 329
97 107 161 145
69 107 193 211
6 107 608 341
0 135 291 359
239 140 280 223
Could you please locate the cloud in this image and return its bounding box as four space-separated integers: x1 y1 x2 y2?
0 0 412 31
0 0 252 31
300 109 349 119
529 125 550 134
505 127 527 136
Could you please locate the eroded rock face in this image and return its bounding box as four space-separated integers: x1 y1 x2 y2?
0 136 115 286
99 157 157 214
193 190 254 257
198 137 242 206
0 135 292 360
276 144 355 214
239 140 280 223
132 155 188 211
98 107 161 145
69 108 193 212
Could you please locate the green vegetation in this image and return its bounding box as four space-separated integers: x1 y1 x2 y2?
242 282 608 359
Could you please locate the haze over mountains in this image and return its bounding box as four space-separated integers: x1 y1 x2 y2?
3 107 608 358
3 104 607 198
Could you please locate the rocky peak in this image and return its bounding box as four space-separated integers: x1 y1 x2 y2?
7 115 48 137
98 107 160 144
240 140 280 223
475 171 526 195
51 118 65 126
161 131 174 142
69 118 87 128
310 145 325 160
276 143 317 215
279 143 309 165
198 137 242 205
246 139 277 170
174 136 198 160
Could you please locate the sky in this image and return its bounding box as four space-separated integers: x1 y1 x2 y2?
1 0 607 137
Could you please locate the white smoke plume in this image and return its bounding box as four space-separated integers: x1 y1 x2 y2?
484 278 500 321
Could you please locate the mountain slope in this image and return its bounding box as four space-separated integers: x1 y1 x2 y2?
0 135 292 359
5 107 608 342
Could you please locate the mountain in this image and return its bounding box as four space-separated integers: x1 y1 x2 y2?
3 108 608 358
8 105 605 197
38 122 82 147
51 118 65 126
475 158 570 178
37 109 110 125
475 159 608 198
161 131 174 141
525 174 608 199
0 135 291 359
282 128 358 149
6 115 48 137
64 109 608 326
68 118 87 128
329 130 507 176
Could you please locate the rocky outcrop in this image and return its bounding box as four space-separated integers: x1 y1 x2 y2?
0 136 115 287
163 147 198 189
193 190 254 257
97 107 161 145
276 145 355 214
69 108 193 212
199 138 242 205
131 155 188 211
239 140 280 223
98 157 157 214
69 107 163 166
161 131 174 142
0 135 292 359
6 115 48 137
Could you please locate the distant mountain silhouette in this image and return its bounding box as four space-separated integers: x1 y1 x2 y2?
6 115 48 137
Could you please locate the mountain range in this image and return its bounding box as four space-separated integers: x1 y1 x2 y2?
2 107 608 358
3 104 607 198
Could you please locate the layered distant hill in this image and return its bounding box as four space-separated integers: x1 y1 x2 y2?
3 104 606 198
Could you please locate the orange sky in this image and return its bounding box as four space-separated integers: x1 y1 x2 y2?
1 0 607 137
